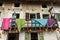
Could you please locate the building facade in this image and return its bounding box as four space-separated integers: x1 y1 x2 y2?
0 0 60 40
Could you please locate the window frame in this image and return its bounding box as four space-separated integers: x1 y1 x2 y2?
25 13 40 21
0 3 3 7
12 13 20 18
31 32 38 40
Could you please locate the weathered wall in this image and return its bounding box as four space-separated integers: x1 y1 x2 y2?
0 2 60 40
43 32 57 40
0 30 8 40
19 31 25 40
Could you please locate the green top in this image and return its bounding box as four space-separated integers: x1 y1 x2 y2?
16 19 25 32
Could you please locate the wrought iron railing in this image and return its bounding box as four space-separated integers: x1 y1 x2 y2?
24 19 58 28
9 19 58 32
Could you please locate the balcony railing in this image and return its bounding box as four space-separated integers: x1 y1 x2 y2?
22 19 58 31
24 19 58 27
7 18 59 32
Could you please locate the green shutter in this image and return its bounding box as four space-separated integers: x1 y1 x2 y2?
25 32 29 40
56 14 60 21
39 32 44 40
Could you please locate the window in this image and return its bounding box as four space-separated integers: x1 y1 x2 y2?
31 32 38 40
16 14 20 18
14 3 20 7
0 3 2 6
25 13 36 21
8 33 19 40
42 3 47 8
30 14 35 20
56 14 60 21
43 14 49 19
25 13 29 21
25 13 40 21
12 13 20 18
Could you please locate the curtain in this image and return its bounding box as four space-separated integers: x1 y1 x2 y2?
26 13 29 21
37 13 40 18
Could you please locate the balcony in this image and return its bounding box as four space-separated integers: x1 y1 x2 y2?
22 18 58 32
1 18 58 32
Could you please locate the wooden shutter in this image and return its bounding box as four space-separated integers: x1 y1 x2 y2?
26 13 29 21
25 32 29 40
39 32 44 40
37 13 40 18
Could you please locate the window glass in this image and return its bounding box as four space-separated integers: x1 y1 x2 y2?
14 3 20 7
42 3 47 8
31 32 38 40
30 14 35 20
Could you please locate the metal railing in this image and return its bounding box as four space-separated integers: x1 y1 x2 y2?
25 20 58 28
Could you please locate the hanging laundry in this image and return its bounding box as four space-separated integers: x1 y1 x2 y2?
47 19 56 27
34 19 48 26
0 21 2 28
25 32 29 40
11 18 16 30
11 17 16 24
12 13 16 19
31 19 40 27
2 18 11 30
15 19 25 32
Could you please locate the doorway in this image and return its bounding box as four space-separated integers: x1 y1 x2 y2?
8 33 19 40
31 32 38 40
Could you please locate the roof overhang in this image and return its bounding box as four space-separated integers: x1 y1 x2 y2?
0 0 60 2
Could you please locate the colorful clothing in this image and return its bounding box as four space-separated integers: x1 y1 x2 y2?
2 18 11 30
47 19 56 27
32 19 48 27
15 19 25 32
